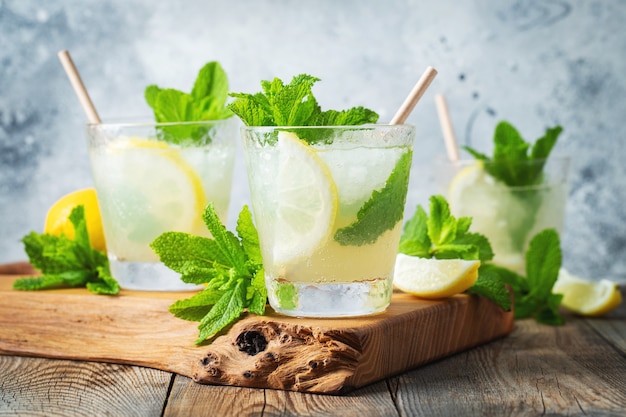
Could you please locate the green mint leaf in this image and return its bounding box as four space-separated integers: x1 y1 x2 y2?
262 74 320 126
465 120 562 187
525 228 562 299
13 275 67 290
196 279 246 344
87 267 120 295
398 205 431 257
236 205 262 265
531 126 562 160
462 146 489 161
191 62 229 109
433 244 479 260
169 288 226 322
152 204 267 344
154 89 193 122
150 232 232 275
15 205 117 295
145 61 232 144
202 204 248 276
450 232 494 262
334 150 412 246
228 74 378 135
399 195 493 262
276 281 298 310
247 268 267 316
145 84 161 109
311 107 379 126
427 195 457 246
466 265 512 311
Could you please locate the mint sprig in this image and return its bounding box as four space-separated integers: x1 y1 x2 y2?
399 195 510 311
228 74 378 144
14 205 119 295
399 195 494 262
334 150 413 246
464 121 563 187
464 120 563 252
151 204 266 344
145 61 233 144
496 229 564 325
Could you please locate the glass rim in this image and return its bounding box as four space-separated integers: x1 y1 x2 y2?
87 117 236 129
240 123 415 131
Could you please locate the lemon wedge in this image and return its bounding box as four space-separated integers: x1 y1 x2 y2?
44 188 106 252
273 131 338 264
93 137 208 261
393 254 480 298
553 269 622 317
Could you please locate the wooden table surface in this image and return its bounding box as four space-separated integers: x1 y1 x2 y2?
1 262 625 416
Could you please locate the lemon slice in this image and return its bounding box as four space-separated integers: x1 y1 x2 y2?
393 254 480 299
273 131 338 263
94 138 207 261
553 269 622 317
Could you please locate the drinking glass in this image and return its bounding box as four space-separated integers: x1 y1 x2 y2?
436 157 570 274
87 119 237 291
241 125 416 317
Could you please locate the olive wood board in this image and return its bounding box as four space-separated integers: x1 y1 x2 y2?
0 264 514 395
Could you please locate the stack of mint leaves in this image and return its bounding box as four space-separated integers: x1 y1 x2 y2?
228 74 379 144
464 121 562 187
145 61 233 144
151 204 266 344
13 205 119 295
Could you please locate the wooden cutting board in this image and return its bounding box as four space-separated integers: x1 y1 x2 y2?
0 264 514 394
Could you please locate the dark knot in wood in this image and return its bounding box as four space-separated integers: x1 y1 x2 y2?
192 319 361 393
236 331 268 356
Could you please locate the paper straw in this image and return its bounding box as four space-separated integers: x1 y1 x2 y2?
390 66 438 125
434 94 459 161
57 50 102 124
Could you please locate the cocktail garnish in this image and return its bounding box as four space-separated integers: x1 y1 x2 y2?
151 204 266 344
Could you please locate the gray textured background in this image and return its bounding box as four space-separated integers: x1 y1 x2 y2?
1 0 625 283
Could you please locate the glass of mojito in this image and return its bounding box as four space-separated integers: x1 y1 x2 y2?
437 156 570 274
86 119 237 291
241 125 415 317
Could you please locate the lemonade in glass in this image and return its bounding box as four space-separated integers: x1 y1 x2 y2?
87 119 237 290
241 125 415 317
438 157 570 274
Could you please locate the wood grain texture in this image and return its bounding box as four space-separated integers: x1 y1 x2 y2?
387 300 626 416
0 273 513 394
0 355 171 417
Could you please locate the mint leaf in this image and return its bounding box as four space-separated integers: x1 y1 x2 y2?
467 264 512 311
145 61 232 144
152 204 266 345
334 150 412 246
525 229 562 299
14 205 118 295
196 279 246 344
400 195 493 262
276 281 298 310
496 229 564 324
228 74 379 142
398 205 430 257
236 205 262 265
464 120 563 187
202 204 248 276
427 195 457 246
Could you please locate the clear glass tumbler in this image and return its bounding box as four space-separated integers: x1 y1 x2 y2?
241 125 416 317
436 157 570 274
86 119 237 291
